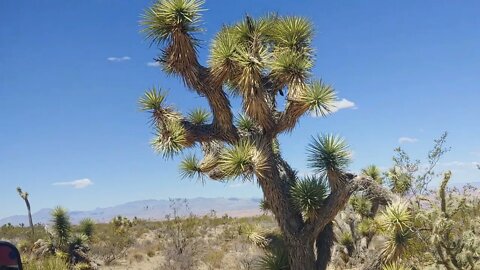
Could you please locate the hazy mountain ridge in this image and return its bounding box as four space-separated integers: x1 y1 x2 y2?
1 197 262 226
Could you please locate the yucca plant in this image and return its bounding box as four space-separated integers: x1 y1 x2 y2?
139 1 389 268
362 165 383 184
377 200 413 263
349 195 373 218
51 207 72 250
50 207 96 268
78 218 95 240
385 167 412 196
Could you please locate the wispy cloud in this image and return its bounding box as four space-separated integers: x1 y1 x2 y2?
330 98 357 113
52 178 93 189
398 137 418 144
107 56 131 62
147 61 160 67
471 151 480 157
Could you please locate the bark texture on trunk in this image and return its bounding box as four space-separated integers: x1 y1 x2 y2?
287 238 316 270
315 222 335 270
26 200 34 237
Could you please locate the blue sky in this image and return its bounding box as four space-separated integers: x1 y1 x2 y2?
1 0 479 219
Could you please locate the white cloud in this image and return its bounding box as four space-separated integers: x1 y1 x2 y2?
107 56 131 62
147 61 161 67
471 151 480 157
330 98 357 113
52 178 93 189
398 137 418 144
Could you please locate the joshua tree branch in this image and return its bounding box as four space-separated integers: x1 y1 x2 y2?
181 121 235 145
156 34 238 142
305 174 394 237
151 110 236 146
275 99 309 134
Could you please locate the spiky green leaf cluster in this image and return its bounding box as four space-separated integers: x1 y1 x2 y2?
238 224 269 248
379 201 412 233
290 176 329 219
256 249 289 270
350 195 373 217
378 201 413 262
307 134 350 175
151 121 187 158
139 87 167 111
339 231 354 248
209 14 315 94
79 218 95 239
141 88 188 158
179 154 202 179
270 16 313 53
141 0 204 45
300 80 336 117
235 114 255 132
51 206 71 249
271 52 312 86
357 218 377 238
362 165 383 184
383 262 411 270
188 108 210 125
69 233 88 247
386 167 412 195
209 27 238 81
218 140 267 179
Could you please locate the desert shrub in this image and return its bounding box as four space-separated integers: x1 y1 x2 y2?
24 255 69 270
89 219 134 265
203 249 225 269
147 249 156 257
160 199 204 270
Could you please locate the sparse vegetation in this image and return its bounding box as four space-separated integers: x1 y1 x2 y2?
4 1 479 269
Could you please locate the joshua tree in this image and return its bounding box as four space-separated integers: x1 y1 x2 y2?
50 207 96 267
16 187 34 237
139 0 388 269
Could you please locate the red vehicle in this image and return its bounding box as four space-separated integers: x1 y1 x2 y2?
0 241 22 270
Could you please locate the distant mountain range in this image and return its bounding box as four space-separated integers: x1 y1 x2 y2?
0 197 262 226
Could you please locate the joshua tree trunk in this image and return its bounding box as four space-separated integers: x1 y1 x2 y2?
316 223 335 270
17 187 34 237
287 238 317 270
25 199 34 236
